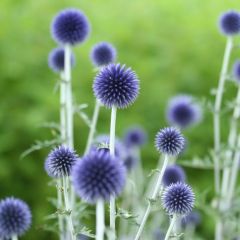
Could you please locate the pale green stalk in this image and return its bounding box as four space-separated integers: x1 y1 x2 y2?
96 199 105 240
134 155 168 240
164 215 178 240
109 106 117 240
213 37 233 195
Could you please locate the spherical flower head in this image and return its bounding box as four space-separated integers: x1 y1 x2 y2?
155 127 185 156
48 47 75 73
51 9 90 45
45 146 79 178
72 149 126 203
0 198 31 238
162 182 194 215
233 60 240 83
123 152 138 171
124 126 147 147
166 95 202 128
91 42 117 67
77 233 89 240
93 63 140 109
163 165 186 187
219 11 240 35
181 211 201 229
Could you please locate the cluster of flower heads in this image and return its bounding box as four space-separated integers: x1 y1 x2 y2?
219 10 240 35
166 95 202 128
0 198 31 239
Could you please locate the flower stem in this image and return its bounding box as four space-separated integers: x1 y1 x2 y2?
213 36 233 195
96 199 105 240
63 176 76 240
57 178 64 240
221 86 240 209
164 215 177 240
226 135 240 207
134 155 168 240
109 106 117 239
84 100 101 155
11 235 18 240
64 44 74 149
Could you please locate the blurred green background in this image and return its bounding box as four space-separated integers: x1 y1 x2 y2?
1 0 240 239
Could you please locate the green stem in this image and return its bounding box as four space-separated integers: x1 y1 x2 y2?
96 199 105 240
213 37 233 195
164 215 177 240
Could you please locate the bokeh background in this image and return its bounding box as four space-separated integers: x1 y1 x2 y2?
1 0 240 239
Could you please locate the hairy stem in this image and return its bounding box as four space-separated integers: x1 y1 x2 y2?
63 176 76 240
213 37 233 195
134 155 168 240
109 106 117 239
96 199 105 240
221 86 240 209
164 215 177 240
84 100 101 155
57 178 64 240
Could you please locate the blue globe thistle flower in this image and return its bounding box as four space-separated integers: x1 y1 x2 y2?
155 127 185 156
72 149 126 203
0 198 31 238
166 95 202 128
91 42 116 67
48 47 75 73
219 11 240 35
123 152 138 171
233 60 240 82
45 146 79 178
93 63 140 109
181 211 201 229
124 126 147 147
51 9 90 45
163 165 186 187
162 182 194 215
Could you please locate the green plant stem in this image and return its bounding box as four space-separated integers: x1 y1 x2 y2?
134 155 168 240
109 106 117 239
213 36 233 195
226 135 240 207
84 100 101 155
221 86 240 209
63 176 75 240
64 44 73 149
96 199 105 240
164 215 177 240
57 178 64 240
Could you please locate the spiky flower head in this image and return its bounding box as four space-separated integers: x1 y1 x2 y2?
51 8 90 45
72 149 126 203
155 127 185 156
91 42 116 67
166 95 202 128
233 60 240 82
163 165 186 187
181 211 201 229
48 47 75 73
0 198 31 238
45 146 79 178
77 233 89 240
219 11 240 35
93 63 140 109
123 152 138 171
162 182 194 215
124 126 147 147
